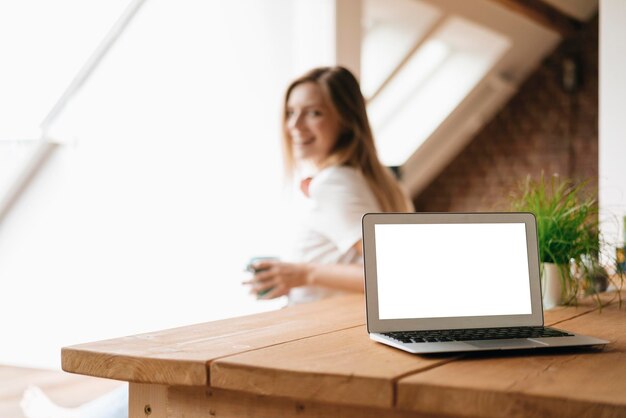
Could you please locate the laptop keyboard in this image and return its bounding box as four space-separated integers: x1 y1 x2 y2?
383 327 574 343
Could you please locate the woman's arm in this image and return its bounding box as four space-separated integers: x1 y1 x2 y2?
243 241 365 298
306 262 364 292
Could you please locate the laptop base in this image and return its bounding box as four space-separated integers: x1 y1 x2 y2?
370 333 609 354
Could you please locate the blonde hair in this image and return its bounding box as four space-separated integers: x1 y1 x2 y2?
282 66 413 212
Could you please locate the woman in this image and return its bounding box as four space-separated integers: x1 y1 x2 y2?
244 66 413 304
20 66 413 418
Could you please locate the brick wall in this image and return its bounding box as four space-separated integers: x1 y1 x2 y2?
413 17 598 212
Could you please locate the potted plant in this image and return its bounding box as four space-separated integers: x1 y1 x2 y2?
509 174 601 308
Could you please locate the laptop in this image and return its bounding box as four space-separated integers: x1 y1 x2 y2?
362 212 609 354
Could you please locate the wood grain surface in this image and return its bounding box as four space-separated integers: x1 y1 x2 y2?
211 325 459 408
129 383 168 418
166 386 449 418
62 294 365 386
543 290 621 326
62 288 625 418
396 297 626 418
209 292 623 411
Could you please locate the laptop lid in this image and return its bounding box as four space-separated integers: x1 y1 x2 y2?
362 212 544 334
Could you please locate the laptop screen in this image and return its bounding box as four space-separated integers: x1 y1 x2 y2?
374 222 533 320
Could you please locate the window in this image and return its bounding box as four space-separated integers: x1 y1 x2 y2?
362 5 511 166
361 0 441 97
0 0 335 369
0 0 129 140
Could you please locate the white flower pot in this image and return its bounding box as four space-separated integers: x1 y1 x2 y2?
541 262 565 310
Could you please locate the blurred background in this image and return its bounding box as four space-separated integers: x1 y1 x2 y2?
0 0 624 371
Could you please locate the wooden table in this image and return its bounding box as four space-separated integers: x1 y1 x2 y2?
62 292 626 418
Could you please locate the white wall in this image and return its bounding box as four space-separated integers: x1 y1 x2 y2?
599 0 626 257
291 0 362 77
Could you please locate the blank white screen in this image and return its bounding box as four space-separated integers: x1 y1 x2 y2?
375 223 532 319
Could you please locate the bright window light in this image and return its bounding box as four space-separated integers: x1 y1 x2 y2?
0 0 129 141
0 0 338 369
367 16 511 166
367 40 450 134
361 0 441 97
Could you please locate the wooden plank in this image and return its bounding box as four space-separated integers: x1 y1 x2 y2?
62 294 365 386
129 383 167 418
167 386 447 418
397 300 626 418
542 289 618 325
211 325 459 408
0 365 122 418
543 302 598 325
209 291 614 408
500 289 622 336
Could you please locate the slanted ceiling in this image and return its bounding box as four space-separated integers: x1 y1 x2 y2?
400 0 597 198
540 0 599 21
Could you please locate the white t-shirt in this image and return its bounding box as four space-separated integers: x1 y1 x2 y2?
287 165 381 305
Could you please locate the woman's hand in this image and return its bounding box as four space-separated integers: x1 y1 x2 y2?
242 260 312 299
